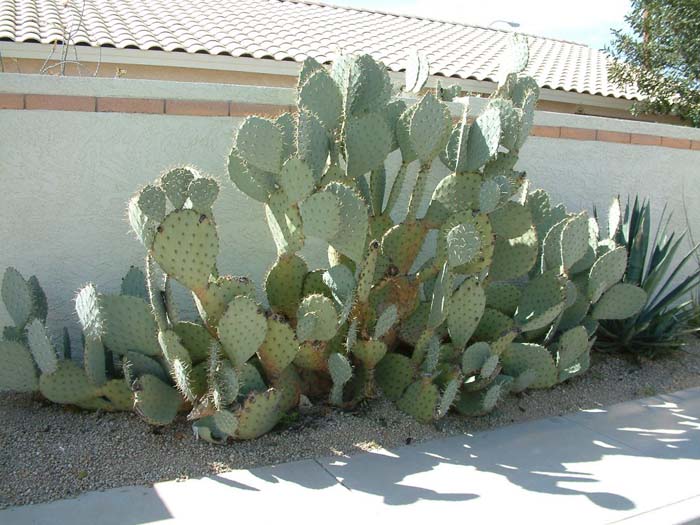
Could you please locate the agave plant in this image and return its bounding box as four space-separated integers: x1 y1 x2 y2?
595 196 700 355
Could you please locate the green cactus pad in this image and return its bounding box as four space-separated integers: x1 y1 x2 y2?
2 267 33 328
381 222 428 274
210 357 240 408
293 341 331 371
441 113 468 172
489 228 538 281
83 336 107 386
446 222 482 267
39 360 95 404
425 173 481 224
302 269 333 299
211 409 239 437
474 307 514 341
436 212 494 275
555 326 589 370
99 294 160 355
298 56 324 87
161 168 194 209
258 317 299 378
558 289 591 332
328 352 353 405
558 346 591 382
501 343 557 389
235 116 283 174
324 182 369 264
27 275 48 325
97 379 134 411
454 381 503 416
151 209 218 293
322 264 356 307
297 109 329 181
479 179 502 214
298 68 342 132
189 361 209 399
352 340 387 369
75 283 103 339
428 263 453 330
375 353 415 401
510 368 538 393
514 270 566 332
333 54 392 116
194 275 256 327
270 364 302 412
374 304 398 339
133 374 182 426
461 342 491 375
448 277 486 349
265 254 308 320
158 330 193 398
26 319 58 375
235 388 283 440
228 150 274 203
120 266 148 300
188 177 219 213
399 302 430 345
592 283 647 320
397 379 440 423
437 376 461 418
136 184 167 223
0 340 38 392
127 196 157 246
300 191 342 241
409 92 452 164
345 113 393 178
124 351 168 382
485 282 521 316
465 105 502 172
192 416 228 444
489 202 533 239
490 98 520 151
278 158 314 205
296 294 338 342
172 321 213 364
560 213 590 271
217 296 267 368
587 246 628 302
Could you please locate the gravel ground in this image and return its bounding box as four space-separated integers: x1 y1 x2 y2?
2 344 700 509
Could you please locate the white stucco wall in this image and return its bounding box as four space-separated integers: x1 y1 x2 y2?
1 74 700 337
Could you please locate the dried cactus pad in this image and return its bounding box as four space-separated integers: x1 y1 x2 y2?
0 340 38 392
151 209 219 293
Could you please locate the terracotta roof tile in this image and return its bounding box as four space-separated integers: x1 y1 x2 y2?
0 0 639 99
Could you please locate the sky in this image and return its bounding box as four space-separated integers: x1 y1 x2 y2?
333 0 631 50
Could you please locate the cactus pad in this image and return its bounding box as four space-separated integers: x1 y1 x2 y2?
461 342 491 375
324 182 369 264
485 282 521 316
409 92 452 164
501 343 557 389
278 158 314 205
173 321 213 364
265 254 308 320
0 340 38 392
465 105 501 171
588 247 628 302
514 270 566 331
188 177 219 212
489 202 533 239
437 377 461 418
124 351 168 382
448 277 486 349
298 69 343 132
133 374 182 426
352 339 387 369
345 113 393 178
97 379 134 411
489 228 538 281
2 267 33 328
328 352 353 405
195 275 256 327
300 191 342 241
235 116 283 174
555 326 589 370
26 319 58 374
228 150 274 203
83 336 107 386
474 308 514 341
235 388 283 440
258 317 299 378
425 173 481 224
217 296 267 367
296 294 338 342
381 222 428 274
592 283 647 320
374 304 398 339
455 380 503 416
397 379 439 423
375 353 415 400
151 209 219 293
39 360 95 404
100 294 160 355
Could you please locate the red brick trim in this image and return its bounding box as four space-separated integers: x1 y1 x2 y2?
3 93 699 150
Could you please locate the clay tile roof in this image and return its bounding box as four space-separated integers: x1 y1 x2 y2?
0 0 639 99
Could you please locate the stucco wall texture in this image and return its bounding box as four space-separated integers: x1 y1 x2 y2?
1 108 699 338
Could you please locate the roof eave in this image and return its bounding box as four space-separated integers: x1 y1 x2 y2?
0 42 636 111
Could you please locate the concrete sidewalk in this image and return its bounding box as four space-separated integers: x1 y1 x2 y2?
3 388 700 525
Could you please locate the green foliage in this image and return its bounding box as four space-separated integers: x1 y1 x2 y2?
0 43 653 442
596 196 700 355
607 0 700 126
